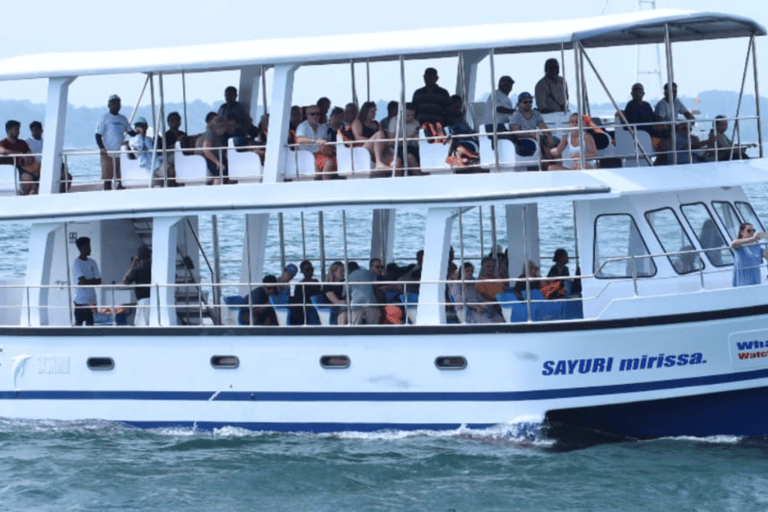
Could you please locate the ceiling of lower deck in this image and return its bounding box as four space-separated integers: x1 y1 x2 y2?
0 10 762 80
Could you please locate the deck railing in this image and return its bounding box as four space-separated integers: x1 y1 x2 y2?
1 114 760 196
0 245 761 328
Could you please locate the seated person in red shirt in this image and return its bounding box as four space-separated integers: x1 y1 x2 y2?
0 120 39 195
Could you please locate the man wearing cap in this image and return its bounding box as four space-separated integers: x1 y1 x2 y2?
411 67 451 125
95 95 135 190
535 58 569 114
276 263 298 298
129 117 176 186
620 83 658 135
510 92 556 159
483 75 516 135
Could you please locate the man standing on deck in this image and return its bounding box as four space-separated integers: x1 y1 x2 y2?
412 67 451 125
535 58 569 114
72 237 101 326
95 94 134 190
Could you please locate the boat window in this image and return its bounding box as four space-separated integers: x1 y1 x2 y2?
645 208 703 274
735 201 765 232
435 356 467 370
211 355 239 369
86 357 114 371
320 355 350 369
712 201 741 240
593 214 656 278
681 203 732 267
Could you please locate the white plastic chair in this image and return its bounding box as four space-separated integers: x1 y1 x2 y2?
119 151 152 188
614 127 654 167
227 139 263 183
418 128 452 173
174 141 208 184
282 149 316 181
478 125 530 171
335 134 372 178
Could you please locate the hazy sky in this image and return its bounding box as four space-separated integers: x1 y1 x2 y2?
0 0 765 110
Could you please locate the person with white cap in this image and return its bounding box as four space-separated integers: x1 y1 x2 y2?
95 94 135 190
128 116 176 186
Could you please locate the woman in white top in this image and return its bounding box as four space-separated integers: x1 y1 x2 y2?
548 113 598 170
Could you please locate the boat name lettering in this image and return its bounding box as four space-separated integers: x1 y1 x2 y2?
37 355 71 375
541 353 706 376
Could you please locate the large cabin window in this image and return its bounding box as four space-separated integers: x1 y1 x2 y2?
712 201 742 240
593 214 655 278
735 201 765 232
680 203 732 267
645 208 703 274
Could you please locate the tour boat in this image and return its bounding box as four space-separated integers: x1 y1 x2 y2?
0 10 766 438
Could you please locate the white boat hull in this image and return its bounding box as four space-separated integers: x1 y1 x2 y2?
4 307 768 437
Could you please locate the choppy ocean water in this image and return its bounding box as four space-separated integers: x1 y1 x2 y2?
3 162 768 510
2 419 768 511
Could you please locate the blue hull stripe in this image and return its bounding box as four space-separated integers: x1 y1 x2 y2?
3 368 768 402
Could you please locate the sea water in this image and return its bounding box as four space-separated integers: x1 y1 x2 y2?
3 162 768 510
2 419 768 511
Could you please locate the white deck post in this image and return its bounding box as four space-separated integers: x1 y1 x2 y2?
506 204 540 278
41 77 75 195
263 64 298 183
418 208 455 325
371 209 396 265
238 65 262 124
23 223 61 326
151 216 182 326
239 213 270 295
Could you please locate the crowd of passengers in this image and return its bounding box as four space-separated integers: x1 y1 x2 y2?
0 60 751 194
238 247 581 326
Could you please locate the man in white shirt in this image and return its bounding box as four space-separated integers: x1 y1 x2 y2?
72 237 101 326
483 76 515 133
296 105 335 179
95 94 134 190
25 121 43 163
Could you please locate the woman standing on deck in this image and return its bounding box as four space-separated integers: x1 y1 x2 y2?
730 222 768 286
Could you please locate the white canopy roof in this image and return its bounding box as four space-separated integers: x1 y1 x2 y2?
0 10 763 81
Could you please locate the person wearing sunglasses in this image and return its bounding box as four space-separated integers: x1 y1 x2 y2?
730 222 768 287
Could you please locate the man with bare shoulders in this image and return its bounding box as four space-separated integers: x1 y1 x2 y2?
0 120 39 195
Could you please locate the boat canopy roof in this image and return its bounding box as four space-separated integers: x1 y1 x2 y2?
0 9 763 81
